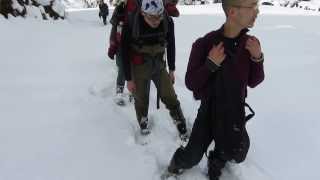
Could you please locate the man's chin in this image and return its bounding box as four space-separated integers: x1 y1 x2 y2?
248 21 255 28
249 18 257 27
150 24 160 28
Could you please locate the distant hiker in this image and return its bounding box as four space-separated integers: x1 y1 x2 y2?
165 0 265 179
120 0 188 140
108 1 127 105
164 0 180 17
99 0 109 25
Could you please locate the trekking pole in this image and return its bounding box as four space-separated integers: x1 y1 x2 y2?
156 60 161 109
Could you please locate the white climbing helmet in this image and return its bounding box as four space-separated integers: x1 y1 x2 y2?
141 0 164 16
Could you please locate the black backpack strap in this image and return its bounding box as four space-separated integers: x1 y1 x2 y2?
155 60 161 109
128 0 141 39
244 102 255 122
110 2 125 26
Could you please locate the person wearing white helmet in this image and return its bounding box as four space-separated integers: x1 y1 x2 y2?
140 0 165 28
120 0 188 140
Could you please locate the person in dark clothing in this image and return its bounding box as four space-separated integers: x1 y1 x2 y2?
120 0 188 140
98 0 109 25
108 2 127 105
166 0 265 179
108 20 127 105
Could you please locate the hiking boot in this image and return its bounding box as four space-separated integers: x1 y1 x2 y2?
170 105 188 140
115 85 125 106
165 3 180 17
168 158 183 174
176 121 188 141
207 150 227 180
116 85 124 94
167 162 183 175
167 147 185 175
128 93 134 102
115 93 125 106
139 117 150 135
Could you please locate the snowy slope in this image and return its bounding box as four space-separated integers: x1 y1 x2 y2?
1 5 320 180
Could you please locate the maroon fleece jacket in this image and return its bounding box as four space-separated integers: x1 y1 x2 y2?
185 26 265 101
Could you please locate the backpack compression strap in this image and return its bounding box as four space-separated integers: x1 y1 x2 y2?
244 103 255 122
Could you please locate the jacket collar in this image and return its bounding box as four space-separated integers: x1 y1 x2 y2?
216 24 249 40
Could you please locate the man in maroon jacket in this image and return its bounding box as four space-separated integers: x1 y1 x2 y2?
165 0 265 180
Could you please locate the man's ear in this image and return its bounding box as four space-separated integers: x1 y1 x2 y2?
228 7 237 18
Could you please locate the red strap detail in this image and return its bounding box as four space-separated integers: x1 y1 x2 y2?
131 54 144 65
126 0 137 12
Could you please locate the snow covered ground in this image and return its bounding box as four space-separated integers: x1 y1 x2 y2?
1 4 320 180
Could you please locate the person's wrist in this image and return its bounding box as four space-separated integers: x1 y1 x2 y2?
251 52 264 63
207 56 221 67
